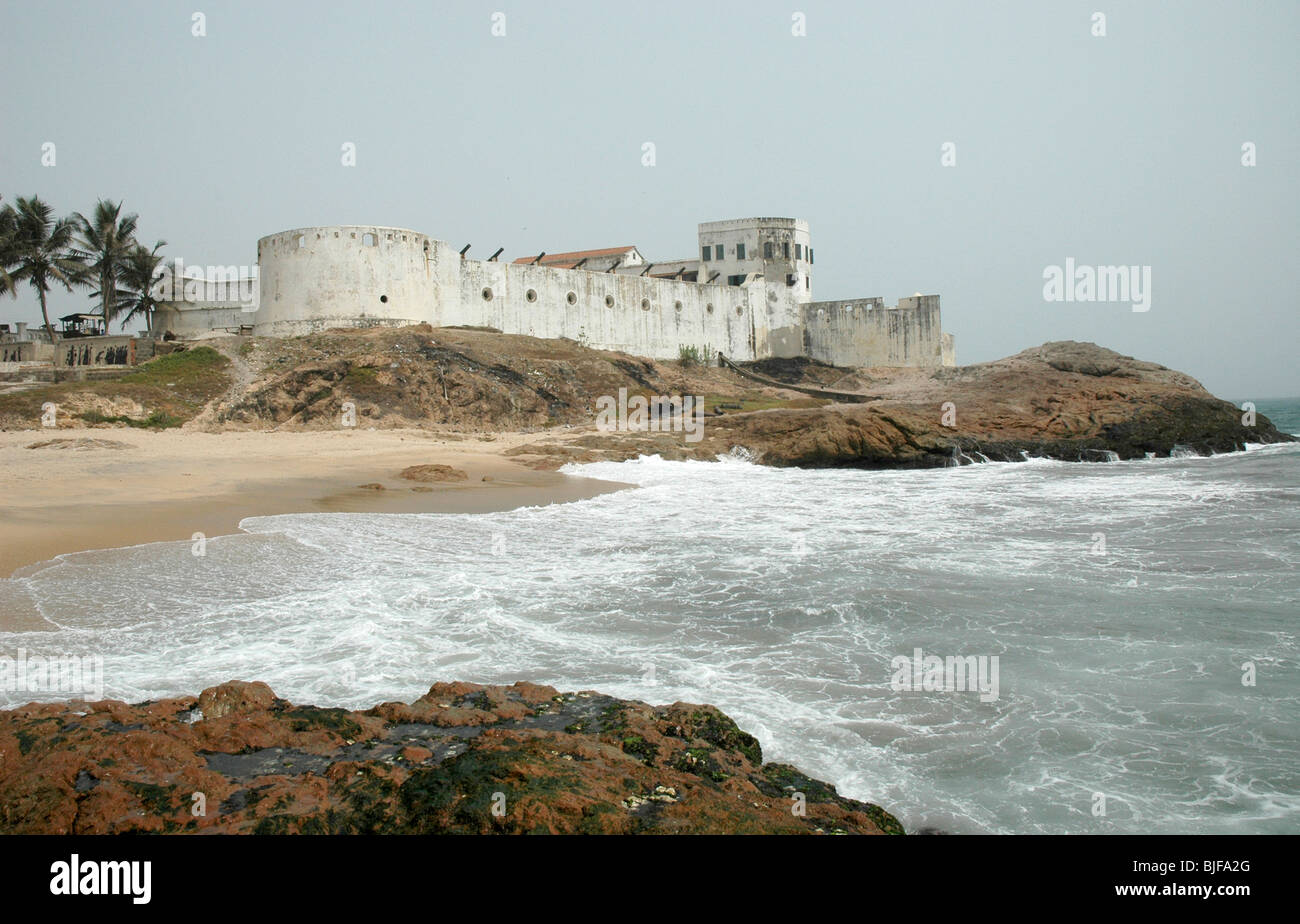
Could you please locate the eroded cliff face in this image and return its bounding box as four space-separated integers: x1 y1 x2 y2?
6 328 1287 469
0 681 902 835
503 341 1294 470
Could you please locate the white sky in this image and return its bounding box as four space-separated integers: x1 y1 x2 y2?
2 0 1296 397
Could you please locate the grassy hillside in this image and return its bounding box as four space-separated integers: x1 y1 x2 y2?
0 347 232 430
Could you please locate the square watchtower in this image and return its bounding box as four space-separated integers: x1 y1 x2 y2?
697 218 813 304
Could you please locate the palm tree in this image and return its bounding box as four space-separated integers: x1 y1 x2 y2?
0 200 17 298
6 196 87 379
115 240 167 331
74 199 139 330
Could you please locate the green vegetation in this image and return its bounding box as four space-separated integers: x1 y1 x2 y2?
282 706 364 740
671 746 729 783
245 740 585 834
756 762 906 834
678 344 704 367
124 780 178 815
14 728 40 756
690 708 762 765
78 409 183 429
1 194 167 346
251 814 294 835
454 690 493 712
1 197 85 373
344 365 377 383
597 702 628 732
115 346 228 396
0 346 232 428
620 735 658 765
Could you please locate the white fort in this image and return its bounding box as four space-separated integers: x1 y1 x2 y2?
153 217 955 368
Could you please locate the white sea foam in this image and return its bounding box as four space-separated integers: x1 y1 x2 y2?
2 444 1298 834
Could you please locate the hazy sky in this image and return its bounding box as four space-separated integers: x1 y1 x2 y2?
2 0 1295 397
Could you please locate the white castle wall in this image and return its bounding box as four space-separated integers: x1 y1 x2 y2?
152 303 251 337
254 226 452 336
245 224 952 368
801 295 951 367
253 228 764 360
455 252 761 360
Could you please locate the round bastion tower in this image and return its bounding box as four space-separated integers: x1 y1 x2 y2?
253 226 450 336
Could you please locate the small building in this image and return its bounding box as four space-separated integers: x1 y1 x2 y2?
512 246 645 271
148 263 259 339
59 313 106 338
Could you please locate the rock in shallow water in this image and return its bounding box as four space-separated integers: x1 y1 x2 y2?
0 680 903 835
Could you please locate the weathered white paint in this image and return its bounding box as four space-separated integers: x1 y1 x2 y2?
801 295 954 367
148 219 955 368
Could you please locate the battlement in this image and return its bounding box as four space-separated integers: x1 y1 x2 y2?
152 217 953 369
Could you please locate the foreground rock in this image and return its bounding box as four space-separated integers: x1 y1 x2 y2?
0 681 902 835
507 341 1295 469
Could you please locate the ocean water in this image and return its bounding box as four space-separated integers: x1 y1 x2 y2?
1 405 1297 834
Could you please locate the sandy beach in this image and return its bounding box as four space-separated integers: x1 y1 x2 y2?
0 427 625 586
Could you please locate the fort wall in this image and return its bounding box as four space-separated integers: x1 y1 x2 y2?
253 229 766 360
254 227 445 336
800 295 951 367
455 253 761 360
151 303 252 337
221 223 957 369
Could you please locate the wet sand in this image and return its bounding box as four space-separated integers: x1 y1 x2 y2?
0 428 624 592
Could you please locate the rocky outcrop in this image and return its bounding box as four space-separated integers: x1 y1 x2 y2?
505 341 1294 469
399 463 468 483
211 325 739 432
0 681 902 835
8 328 1286 470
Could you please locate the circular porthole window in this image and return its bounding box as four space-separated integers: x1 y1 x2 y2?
566 291 577 305
605 295 615 308
705 303 714 314
526 289 537 303
674 300 682 312
482 287 493 301
380 295 388 303
641 298 651 310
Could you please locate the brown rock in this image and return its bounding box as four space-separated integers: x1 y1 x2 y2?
399 464 468 483
0 680 903 835
195 681 278 719
399 746 433 764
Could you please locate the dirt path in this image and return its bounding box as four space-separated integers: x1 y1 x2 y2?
185 336 260 429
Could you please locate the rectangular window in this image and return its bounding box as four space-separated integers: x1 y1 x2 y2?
702 245 711 261
728 274 745 286
809 248 814 265
783 242 790 259
736 243 745 260
795 244 802 260
805 277 810 290
764 242 773 259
